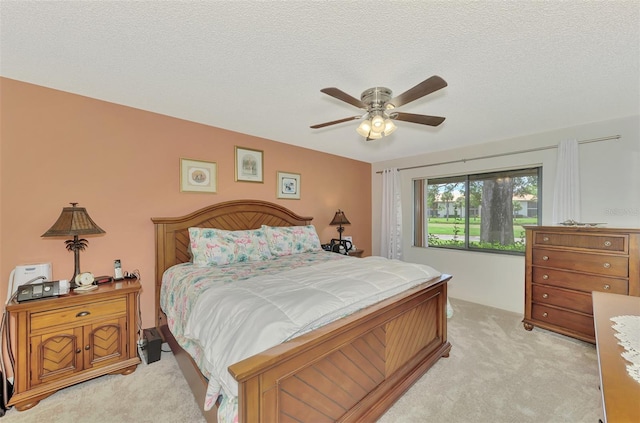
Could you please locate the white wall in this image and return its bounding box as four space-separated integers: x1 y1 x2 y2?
372 115 640 314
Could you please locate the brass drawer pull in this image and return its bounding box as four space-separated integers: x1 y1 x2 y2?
542 293 549 299
543 236 549 242
542 256 549 261
76 348 81 354
542 312 548 317
76 311 91 318
542 274 549 280
604 284 611 290
604 241 612 247
84 345 90 351
603 263 611 269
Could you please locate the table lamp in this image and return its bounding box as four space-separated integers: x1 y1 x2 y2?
330 209 350 241
42 203 105 288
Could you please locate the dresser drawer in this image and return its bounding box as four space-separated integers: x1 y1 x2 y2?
534 232 627 253
531 304 595 338
532 284 593 314
533 248 629 277
532 267 628 295
31 298 127 331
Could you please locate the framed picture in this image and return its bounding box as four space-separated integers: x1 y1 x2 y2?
180 158 217 193
277 171 301 199
235 146 264 183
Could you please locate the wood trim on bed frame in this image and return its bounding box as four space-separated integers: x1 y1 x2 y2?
152 199 451 423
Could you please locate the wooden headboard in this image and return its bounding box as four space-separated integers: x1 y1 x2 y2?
151 199 313 328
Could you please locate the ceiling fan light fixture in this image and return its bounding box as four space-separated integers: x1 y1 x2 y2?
370 114 385 133
383 119 397 135
356 119 372 137
366 131 383 140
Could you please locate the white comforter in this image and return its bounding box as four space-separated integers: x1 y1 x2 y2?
182 255 442 405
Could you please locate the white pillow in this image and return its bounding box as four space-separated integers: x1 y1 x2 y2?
261 225 321 256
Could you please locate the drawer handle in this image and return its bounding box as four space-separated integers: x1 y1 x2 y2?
542 312 548 318
603 263 611 269
604 241 612 247
76 311 91 318
604 284 611 290
542 256 549 261
542 293 549 299
76 348 81 354
543 237 549 242
85 345 90 351
542 274 549 280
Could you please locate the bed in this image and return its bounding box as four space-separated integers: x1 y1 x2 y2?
153 199 452 423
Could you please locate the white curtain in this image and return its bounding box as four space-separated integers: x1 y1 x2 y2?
552 139 581 224
380 168 403 260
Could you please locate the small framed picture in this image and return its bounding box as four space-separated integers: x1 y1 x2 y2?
235 146 264 183
277 171 301 199
180 158 217 193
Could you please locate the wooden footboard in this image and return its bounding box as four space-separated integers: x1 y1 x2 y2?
229 275 450 423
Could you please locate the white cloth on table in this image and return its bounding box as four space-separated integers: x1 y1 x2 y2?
611 315 640 384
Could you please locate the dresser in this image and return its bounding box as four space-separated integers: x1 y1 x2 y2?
7 280 141 411
523 226 640 343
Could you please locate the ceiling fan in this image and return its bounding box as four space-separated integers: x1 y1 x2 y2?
310 75 447 141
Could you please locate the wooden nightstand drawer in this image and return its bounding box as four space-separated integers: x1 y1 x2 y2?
532 284 592 314
31 298 127 331
532 267 628 294
532 248 628 277
531 304 595 338
534 232 627 253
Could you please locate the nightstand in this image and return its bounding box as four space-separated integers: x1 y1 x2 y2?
347 249 364 258
7 279 141 411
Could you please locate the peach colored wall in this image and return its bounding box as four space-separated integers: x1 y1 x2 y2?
0 77 372 329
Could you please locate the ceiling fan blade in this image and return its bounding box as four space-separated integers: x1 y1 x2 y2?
320 88 366 109
392 112 446 127
310 115 361 129
389 76 447 108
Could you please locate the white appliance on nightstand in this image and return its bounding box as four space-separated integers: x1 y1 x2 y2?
7 263 52 302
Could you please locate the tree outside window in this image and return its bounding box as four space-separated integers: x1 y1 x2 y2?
416 167 541 254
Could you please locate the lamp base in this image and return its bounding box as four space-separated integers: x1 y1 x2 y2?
337 225 345 241
69 237 83 290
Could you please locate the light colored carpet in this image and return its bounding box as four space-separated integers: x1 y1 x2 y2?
2 298 601 422
377 298 601 423
2 348 207 423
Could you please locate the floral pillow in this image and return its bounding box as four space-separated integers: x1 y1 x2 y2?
262 225 321 256
188 227 272 266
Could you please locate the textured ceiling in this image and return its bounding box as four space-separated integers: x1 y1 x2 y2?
1 1 638 163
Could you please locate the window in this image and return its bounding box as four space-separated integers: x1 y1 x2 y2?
414 167 541 254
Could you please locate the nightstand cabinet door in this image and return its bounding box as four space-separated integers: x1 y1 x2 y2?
85 317 127 369
30 327 84 386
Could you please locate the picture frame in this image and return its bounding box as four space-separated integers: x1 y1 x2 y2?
235 146 264 183
180 158 217 193
276 171 301 200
